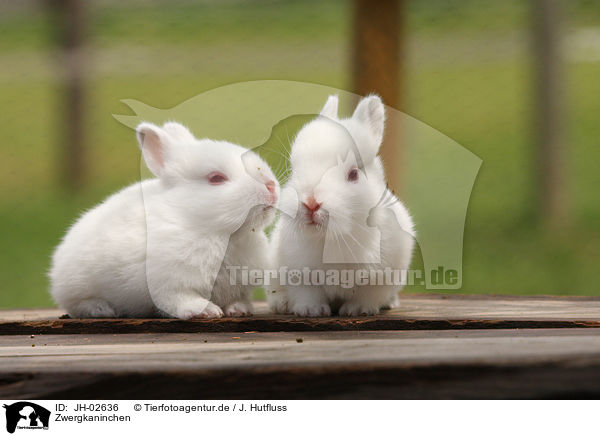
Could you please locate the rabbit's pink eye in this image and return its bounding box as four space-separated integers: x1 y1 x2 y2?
208 172 228 185
347 168 359 182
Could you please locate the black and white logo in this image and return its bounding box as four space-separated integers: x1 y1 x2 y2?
3 402 50 434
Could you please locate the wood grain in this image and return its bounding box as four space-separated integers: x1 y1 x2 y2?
2 294 600 399
2 329 600 399
1 294 599 335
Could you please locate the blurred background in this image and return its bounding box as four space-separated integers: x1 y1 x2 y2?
1 0 599 308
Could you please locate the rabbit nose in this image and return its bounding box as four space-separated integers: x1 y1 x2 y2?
303 197 321 213
265 180 276 194
264 180 278 206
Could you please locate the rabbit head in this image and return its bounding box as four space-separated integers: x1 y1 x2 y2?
283 95 388 237
136 121 279 234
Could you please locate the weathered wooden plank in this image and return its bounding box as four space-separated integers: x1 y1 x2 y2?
1 316 598 336
1 295 599 335
6 294 600 321
1 329 600 399
4 329 600 372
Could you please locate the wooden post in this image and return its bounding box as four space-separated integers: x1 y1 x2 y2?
533 0 569 229
54 0 87 190
352 0 403 192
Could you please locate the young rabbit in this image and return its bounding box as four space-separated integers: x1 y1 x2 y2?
50 121 279 319
268 95 415 316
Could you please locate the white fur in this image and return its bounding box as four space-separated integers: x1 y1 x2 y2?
50 122 279 319
268 95 415 316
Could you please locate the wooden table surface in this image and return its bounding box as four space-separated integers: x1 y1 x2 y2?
1 294 600 399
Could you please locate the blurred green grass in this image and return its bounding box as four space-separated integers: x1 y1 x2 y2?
1 0 599 308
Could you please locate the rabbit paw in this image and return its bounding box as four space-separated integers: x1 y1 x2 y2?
388 294 401 309
381 294 401 311
224 301 253 317
267 290 288 314
71 298 117 318
291 303 331 317
181 301 224 319
339 301 380 316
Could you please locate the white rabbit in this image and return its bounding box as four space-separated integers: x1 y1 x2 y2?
50 121 279 319
268 95 415 316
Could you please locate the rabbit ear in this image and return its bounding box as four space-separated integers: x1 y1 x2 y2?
352 95 385 146
319 95 339 119
162 121 195 142
136 122 174 177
